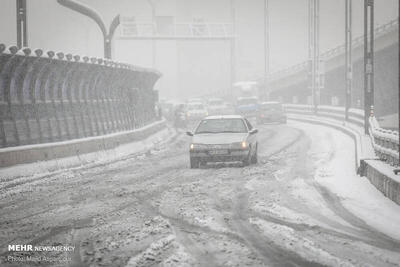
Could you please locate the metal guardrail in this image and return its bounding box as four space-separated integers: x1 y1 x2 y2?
284 104 399 167
0 43 161 148
369 116 399 166
284 104 364 127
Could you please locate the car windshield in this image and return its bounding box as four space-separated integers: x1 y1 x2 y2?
195 118 247 134
237 98 257 106
188 104 204 110
262 103 282 110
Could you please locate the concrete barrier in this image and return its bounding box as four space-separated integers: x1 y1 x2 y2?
0 119 166 168
360 159 400 205
286 109 399 206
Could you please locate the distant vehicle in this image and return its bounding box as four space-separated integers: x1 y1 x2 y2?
186 102 208 121
159 100 174 121
174 104 187 129
187 98 204 104
257 101 287 124
236 96 259 118
186 115 258 168
207 98 230 115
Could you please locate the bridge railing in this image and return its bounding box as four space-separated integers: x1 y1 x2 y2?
269 18 398 81
369 116 399 166
0 43 160 148
284 104 399 166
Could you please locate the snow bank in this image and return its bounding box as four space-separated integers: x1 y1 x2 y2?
291 121 400 240
0 127 174 182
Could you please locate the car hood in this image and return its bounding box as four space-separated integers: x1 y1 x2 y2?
192 133 248 144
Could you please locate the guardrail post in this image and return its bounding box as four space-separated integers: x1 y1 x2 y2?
13 47 33 145
3 46 22 146
103 62 118 132
46 55 63 141
79 56 93 137
38 53 58 143
88 61 104 135
94 62 108 134
123 76 136 130
29 51 49 144
64 54 80 139
86 60 100 136
54 52 71 141
0 44 8 147
71 55 88 137
97 60 114 134
118 69 132 130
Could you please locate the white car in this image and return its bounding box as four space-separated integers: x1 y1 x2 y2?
186 102 208 121
207 98 230 115
187 115 258 168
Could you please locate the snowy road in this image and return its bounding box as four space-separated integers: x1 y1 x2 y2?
1 122 400 266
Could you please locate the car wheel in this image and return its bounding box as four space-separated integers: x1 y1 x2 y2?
190 157 200 169
251 145 258 164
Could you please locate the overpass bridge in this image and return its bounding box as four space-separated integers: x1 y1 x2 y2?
268 19 398 118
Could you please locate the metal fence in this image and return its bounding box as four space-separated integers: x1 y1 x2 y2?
369 116 399 166
0 44 160 148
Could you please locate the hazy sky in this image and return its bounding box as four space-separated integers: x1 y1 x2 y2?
0 0 398 70
0 0 398 99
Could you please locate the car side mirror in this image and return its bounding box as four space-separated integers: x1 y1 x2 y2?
250 129 258 134
186 131 194 136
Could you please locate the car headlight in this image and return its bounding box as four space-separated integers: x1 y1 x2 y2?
241 141 248 149
231 142 248 149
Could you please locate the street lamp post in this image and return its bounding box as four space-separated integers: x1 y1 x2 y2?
263 0 270 101
345 0 352 120
308 0 320 113
230 0 236 100
16 0 28 48
57 0 120 59
147 0 157 69
363 0 374 134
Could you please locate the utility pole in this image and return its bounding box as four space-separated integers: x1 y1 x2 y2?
57 0 120 59
16 0 28 48
230 0 236 100
345 0 352 120
263 0 270 101
364 0 374 134
308 0 320 112
148 0 157 68
394 0 399 175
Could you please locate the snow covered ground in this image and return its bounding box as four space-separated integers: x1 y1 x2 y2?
291 121 400 240
1 122 399 266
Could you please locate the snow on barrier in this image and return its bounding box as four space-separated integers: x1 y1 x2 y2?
284 104 364 128
0 43 161 148
369 116 399 166
284 104 400 205
0 119 166 168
